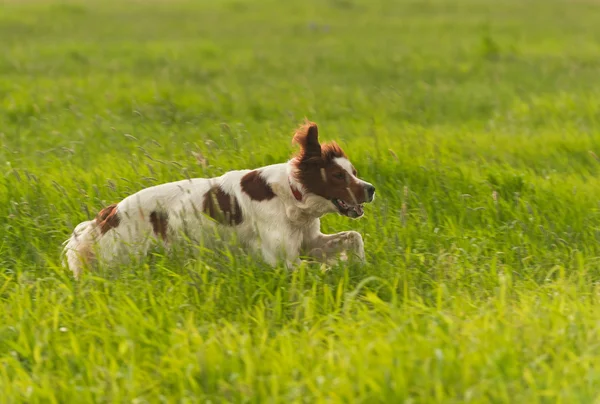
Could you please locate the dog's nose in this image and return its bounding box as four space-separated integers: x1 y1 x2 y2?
365 184 375 201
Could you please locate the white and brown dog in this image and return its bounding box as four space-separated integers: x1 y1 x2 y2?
63 120 375 278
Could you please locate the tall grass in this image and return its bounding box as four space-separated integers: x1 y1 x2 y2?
2 0 600 401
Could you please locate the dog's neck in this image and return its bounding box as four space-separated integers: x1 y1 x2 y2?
285 161 312 204
288 175 304 202
279 161 334 223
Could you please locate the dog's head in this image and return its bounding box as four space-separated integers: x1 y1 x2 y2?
291 120 375 219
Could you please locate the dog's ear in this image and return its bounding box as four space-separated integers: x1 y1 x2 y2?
293 120 321 159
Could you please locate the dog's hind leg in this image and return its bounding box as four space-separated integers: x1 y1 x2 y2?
62 220 99 279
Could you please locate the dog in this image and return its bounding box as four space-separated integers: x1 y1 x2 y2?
62 120 375 278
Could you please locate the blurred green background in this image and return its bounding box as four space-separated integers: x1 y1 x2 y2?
2 0 600 402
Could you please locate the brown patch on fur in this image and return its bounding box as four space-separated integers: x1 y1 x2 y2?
321 142 347 161
241 170 276 201
291 120 369 204
202 187 243 226
96 203 120 234
149 211 169 241
292 120 346 163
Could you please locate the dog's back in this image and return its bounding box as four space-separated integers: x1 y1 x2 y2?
63 173 251 277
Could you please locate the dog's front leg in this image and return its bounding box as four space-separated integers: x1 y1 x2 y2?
254 225 302 268
305 231 365 264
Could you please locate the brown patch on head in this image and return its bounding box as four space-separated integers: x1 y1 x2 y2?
291 120 369 205
241 170 276 201
292 120 347 163
149 211 169 241
96 203 120 234
202 187 243 226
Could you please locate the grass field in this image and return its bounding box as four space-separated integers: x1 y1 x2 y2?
2 0 600 401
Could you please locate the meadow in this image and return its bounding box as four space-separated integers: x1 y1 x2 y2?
2 0 600 401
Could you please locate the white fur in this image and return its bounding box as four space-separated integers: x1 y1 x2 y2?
62 160 367 278
333 156 374 204
333 157 354 176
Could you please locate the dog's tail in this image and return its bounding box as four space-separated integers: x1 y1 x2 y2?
62 220 99 279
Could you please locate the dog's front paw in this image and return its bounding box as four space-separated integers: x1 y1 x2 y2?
344 231 365 262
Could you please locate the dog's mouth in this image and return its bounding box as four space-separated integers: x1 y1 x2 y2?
332 198 364 218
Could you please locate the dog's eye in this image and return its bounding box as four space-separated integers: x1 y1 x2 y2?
333 172 345 180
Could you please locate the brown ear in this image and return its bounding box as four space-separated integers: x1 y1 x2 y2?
292 120 321 159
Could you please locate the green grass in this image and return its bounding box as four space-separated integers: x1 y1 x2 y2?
3 0 600 401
